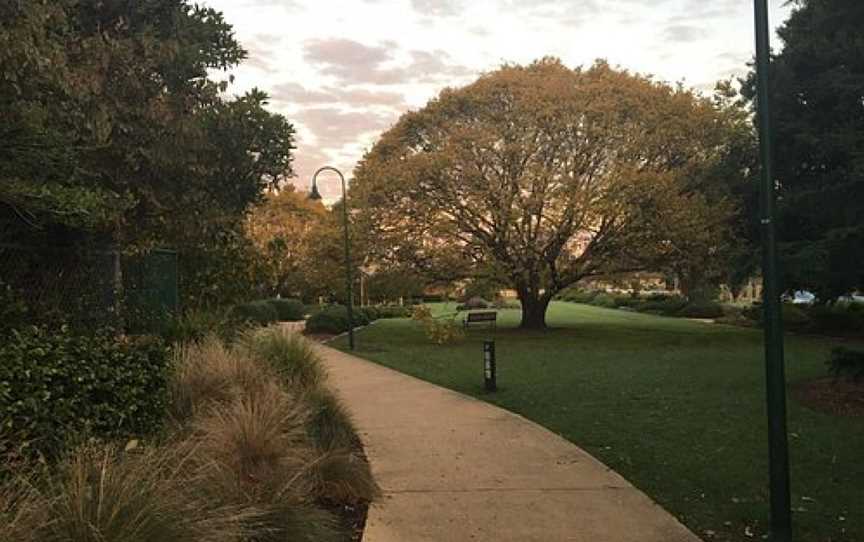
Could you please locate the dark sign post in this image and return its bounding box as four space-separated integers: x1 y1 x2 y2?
483 340 497 392
753 1 792 540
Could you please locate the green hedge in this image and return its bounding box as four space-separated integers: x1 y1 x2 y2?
306 306 351 334
0 327 169 459
374 305 411 319
677 301 725 319
229 300 278 326
267 298 306 321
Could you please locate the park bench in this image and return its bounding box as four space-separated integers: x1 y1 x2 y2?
463 310 497 330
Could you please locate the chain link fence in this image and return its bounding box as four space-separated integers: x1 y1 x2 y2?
0 243 178 333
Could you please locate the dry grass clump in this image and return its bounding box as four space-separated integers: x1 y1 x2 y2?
0 330 378 542
236 327 327 390
0 442 253 542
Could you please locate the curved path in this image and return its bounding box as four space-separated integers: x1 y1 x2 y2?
315 344 701 542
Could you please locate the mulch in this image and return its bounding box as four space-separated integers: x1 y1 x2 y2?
791 377 864 417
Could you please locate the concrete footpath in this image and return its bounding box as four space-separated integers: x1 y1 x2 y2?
315 344 701 542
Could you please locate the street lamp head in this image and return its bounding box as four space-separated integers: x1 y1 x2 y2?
308 182 323 201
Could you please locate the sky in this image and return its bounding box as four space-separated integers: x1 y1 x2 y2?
204 0 794 199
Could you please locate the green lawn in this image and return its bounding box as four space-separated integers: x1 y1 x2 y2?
333 302 863 542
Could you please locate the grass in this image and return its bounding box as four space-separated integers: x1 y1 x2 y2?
332 301 864 542
1 329 377 542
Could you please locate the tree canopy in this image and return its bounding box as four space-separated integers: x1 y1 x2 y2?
743 0 864 299
1 0 296 307
352 59 748 328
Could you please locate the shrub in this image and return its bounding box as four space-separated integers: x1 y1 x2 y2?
309 449 380 506
807 303 863 335
826 347 864 382
493 298 521 310
358 306 380 322
461 278 504 302
456 296 490 311
0 442 254 542
424 318 466 345
782 303 813 330
635 296 688 316
0 280 29 337
677 301 724 319
267 298 306 321
168 336 278 423
191 381 309 484
238 328 327 391
590 292 617 309
558 289 598 304
158 308 237 345
0 327 169 460
229 300 278 326
411 304 433 321
375 305 410 319
304 387 358 452
305 306 351 334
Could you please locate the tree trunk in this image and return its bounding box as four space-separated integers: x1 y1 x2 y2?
518 289 551 329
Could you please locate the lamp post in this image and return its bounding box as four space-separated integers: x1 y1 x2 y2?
309 166 355 351
753 2 792 540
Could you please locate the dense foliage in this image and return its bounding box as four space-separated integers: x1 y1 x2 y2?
267 298 307 321
0 1 295 311
228 300 279 326
0 327 169 460
353 59 749 328
742 0 864 299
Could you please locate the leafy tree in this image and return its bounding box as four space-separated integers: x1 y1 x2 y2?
0 1 296 308
742 0 864 299
246 187 328 299
352 59 741 328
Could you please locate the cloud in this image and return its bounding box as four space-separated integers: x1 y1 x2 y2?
243 33 283 72
663 24 706 43
302 38 474 86
293 107 396 148
411 0 462 17
271 82 407 108
303 38 405 84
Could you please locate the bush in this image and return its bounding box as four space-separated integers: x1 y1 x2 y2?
0 442 253 542
411 304 433 321
0 327 169 460
456 296 490 311
782 303 813 330
375 305 410 319
158 308 237 345
807 303 863 335
590 292 617 309
228 300 278 326
462 278 504 302
635 296 688 316
238 328 327 391
304 387 358 452
358 306 380 323
677 301 724 319
558 288 598 304
306 306 352 334
423 318 466 345
826 347 864 382
267 298 306 321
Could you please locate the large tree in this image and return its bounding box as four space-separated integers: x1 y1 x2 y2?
742 0 864 299
0 1 296 308
352 59 743 328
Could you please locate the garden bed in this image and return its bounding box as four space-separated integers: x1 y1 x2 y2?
792 377 864 417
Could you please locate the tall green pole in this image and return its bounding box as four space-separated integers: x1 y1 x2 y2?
753 1 792 539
